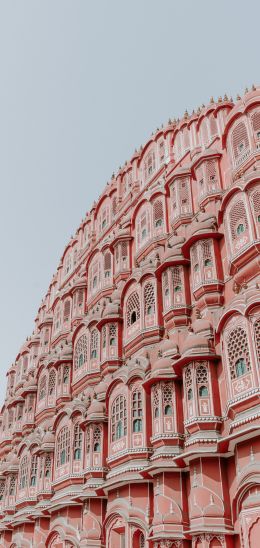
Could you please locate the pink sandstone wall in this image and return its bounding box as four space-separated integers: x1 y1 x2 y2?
0 87 260 547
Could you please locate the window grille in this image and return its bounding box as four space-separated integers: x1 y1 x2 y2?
209 113 218 138
126 292 140 327
45 455 51 478
111 395 127 441
90 329 99 359
86 426 91 454
102 325 107 348
232 121 250 159
112 196 117 215
77 289 84 308
0 481 5 501
144 282 155 315
30 455 38 486
152 385 159 417
19 456 29 489
56 426 70 467
46 370 56 395
121 241 128 259
230 200 249 240
39 376 47 401
73 423 82 460
153 199 164 227
93 425 102 452
162 382 174 416
74 334 88 370
63 365 70 384
139 532 145 548
132 389 143 432
227 326 251 380
63 299 71 323
9 476 16 495
109 323 117 346
253 319 260 366
251 110 260 135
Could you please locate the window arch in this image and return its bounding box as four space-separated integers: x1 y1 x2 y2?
56 426 70 467
231 120 250 165
39 375 47 401
196 364 209 396
126 291 140 327
227 325 251 380
104 251 112 281
253 318 260 366
153 198 164 230
93 425 102 452
90 328 99 360
144 149 156 181
132 389 143 433
111 394 127 441
63 299 71 324
30 455 38 486
48 369 56 395
249 188 260 237
136 204 151 249
19 455 29 489
73 423 82 460
162 382 174 416
230 200 249 241
74 333 88 371
250 109 260 143
144 282 155 316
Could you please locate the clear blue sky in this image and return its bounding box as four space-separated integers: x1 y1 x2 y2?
0 0 259 404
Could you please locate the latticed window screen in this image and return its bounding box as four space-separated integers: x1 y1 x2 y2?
86 426 91 454
153 199 164 227
73 423 82 460
121 241 128 259
93 425 102 451
109 323 117 345
39 376 47 400
230 200 249 240
9 476 16 495
48 369 56 395
63 365 70 384
45 455 52 478
250 189 260 230
251 110 260 135
144 282 155 315
63 299 71 322
179 178 192 214
185 366 193 399
57 426 70 466
152 385 160 417
206 160 217 191
111 395 127 441
253 319 260 366
112 196 117 215
30 455 38 486
231 121 250 158
172 266 182 291
126 292 140 327
162 271 170 301
139 532 145 548
19 456 29 489
74 334 88 370
44 328 49 345
201 118 209 145
90 329 99 359
0 481 5 500
104 251 112 278
77 289 84 308
144 150 156 180
202 240 213 263
196 363 209 397
162 382 174 415
102 325 107 349
132 389 143 432
227 326 251 380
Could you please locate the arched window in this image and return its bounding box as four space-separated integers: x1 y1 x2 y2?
251 109 260 141
126 292 140 327
30 455 38 486
185 366 193 401
152 385 160 418
93 426 102 452
73 423 82 460
109 324 117 346
199 385 208 397
39 375 47 401
104 251 112 280
196 364 209 401
144 150 156 181
9 476 16 496
227 325 251 380
136 205 151 249
231 120 250 165
54 303 61 333
253 318 260 366
63 365 70 384
153 199 164 230
144 282 155 316
74 334 88 371
111 395 127 441
63 299 71 323
19 455 29 489
48 369 56 395
56 426 70 467
249 188 260 237
45 455 51 478
162 382 174 416
90 328 99 360
132 389 142 433
0 481 5 501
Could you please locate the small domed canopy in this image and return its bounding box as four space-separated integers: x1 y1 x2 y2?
95 381 108 399
42 430 55 444
182 331 212 355
87 399 106 420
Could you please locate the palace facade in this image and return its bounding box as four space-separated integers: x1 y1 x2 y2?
0 87 260 548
